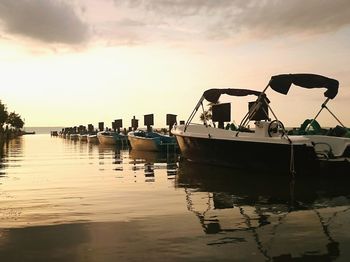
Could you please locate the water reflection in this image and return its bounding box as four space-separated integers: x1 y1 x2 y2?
129 149 178 181
1 135 350 261
0 138 24 178
96 144 125 172
176 161 350 261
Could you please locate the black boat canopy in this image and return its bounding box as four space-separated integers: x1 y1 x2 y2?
203 88 263 103
269 74 339 99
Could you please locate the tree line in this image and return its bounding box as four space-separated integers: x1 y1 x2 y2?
0 100 25 138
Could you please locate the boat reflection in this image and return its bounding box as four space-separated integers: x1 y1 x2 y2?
95 145 179 177
176 160 350 261
96 144 126 172
129 149 178 180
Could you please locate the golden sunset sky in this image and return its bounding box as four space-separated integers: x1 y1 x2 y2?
1 0 349 128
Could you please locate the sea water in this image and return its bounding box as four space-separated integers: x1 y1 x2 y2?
0 135 350 261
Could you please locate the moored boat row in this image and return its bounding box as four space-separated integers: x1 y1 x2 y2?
53 73 350 176
55 116 178 152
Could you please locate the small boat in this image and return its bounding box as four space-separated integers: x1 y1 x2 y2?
87 134 99 143
69 133 79 140
78 134 88 142
97 131 127 145
22 131 36 135
172 73 350 175
128 130 177 152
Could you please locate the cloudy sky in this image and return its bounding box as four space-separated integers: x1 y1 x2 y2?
1 0 350 128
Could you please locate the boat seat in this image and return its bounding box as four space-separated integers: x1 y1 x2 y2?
307 135 350 157
134 131 146 137
326 125 350 138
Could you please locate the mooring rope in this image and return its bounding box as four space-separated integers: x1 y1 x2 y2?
289 144 296 179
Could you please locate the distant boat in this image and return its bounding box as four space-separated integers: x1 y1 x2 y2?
78 134 88 142
87 134 99 143
24 131 36 135
69 134 79 140
97 131 127 145
128 130 177 152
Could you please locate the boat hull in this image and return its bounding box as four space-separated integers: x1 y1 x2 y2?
79 134 88 142
128 131 177 152
175 134 319 174
87 135 99 143
97 134 116 145
128 135 160 151
69 134 79 140
97 132 127 145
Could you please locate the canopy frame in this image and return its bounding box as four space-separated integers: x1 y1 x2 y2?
267 73 346 131
184 88 267 131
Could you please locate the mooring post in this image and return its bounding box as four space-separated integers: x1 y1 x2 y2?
166 114 177 136
131 116 139 131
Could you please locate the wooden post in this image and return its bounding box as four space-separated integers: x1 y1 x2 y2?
166 114 177 135
98 122 104 131
131 116 138 131
144 114 154 133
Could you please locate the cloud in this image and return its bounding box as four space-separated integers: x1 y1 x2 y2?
219 0 350 38
0 0 89 45
112 0 350 41
114 0 246 16
1 0 349 47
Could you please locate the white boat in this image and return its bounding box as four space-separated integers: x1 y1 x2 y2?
172 73 350 175
79 134 88 142
97 131 127 145
87 134 99 143
69 134 79 140
128 130 177 151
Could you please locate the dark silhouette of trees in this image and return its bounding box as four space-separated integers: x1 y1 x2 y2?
7 112 24 130
200 101 218 124
0 100 8 130
0 101 25 142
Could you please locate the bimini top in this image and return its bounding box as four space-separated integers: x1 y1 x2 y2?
203 88 264 103
269 73 339 99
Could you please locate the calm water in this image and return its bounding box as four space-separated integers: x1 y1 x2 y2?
0 135 350 261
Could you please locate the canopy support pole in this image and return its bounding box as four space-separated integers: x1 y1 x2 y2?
306 98 329 132
324 106 346 128
236 95 270 137
236 100 261 136
239 84 270 125
185 96 204 132
200 101 208 127
307 98 346 131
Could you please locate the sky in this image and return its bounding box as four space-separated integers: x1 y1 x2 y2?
0 0 350 128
